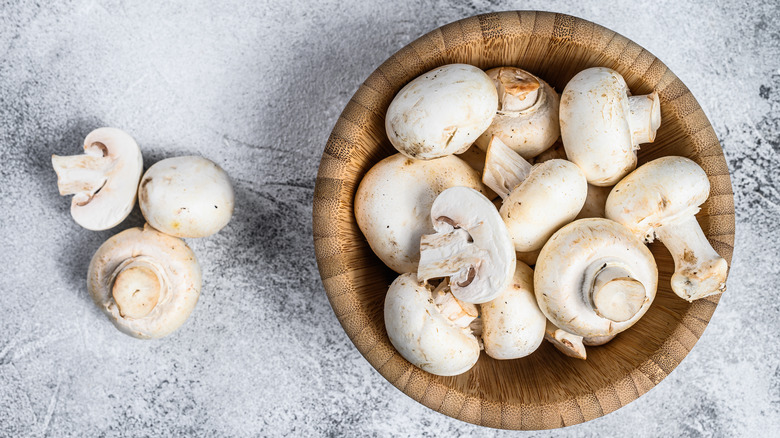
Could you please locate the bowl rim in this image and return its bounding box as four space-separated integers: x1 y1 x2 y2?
313 10 735 430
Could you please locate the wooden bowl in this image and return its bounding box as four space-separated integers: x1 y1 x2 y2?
313 11 734 429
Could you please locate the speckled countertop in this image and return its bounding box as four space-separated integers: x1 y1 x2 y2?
1 1 778 436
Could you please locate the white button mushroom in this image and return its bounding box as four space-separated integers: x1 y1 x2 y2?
384 273 480 376
559 67 661 186
385 64 498 160
605 156 729 301
500 158 588 252
574 184 614 220
354 154 486 274
481 261 546 360
51 127 143 230
475 67 560 159
417 186 516 304
535 218 658 338
139 156 234 238
87 224 202 339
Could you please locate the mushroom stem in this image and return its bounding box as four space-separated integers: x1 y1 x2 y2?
654 215 728 301
433 286 479 328
628 92 661 146
111 257 166 319
590 264 646 322
495 67 541 112
482 136 533 199
418 227 487 286
544 321 586 360
51 153 113 199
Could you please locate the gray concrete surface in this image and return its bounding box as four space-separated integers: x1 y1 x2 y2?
1 0 778 436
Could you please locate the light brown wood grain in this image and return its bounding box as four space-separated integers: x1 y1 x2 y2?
312 11 734 430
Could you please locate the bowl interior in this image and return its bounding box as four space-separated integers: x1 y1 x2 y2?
313 11 735 430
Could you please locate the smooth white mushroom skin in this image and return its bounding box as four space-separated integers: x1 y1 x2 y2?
417 186 516 304
583 333 617 346
575 184 613 220
385 64 498 160
544 320 586 360
500 159 587 252
560 67 661 186
481 262 545 360
605 156 728 301
384 273 480 376
51 127 143 230
535 218 658 338
87 225 202 339
475 67 561 159
482 136 533 200
354 154 486 274
139 156 234 238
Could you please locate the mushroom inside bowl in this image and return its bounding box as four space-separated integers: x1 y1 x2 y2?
312 11 734 430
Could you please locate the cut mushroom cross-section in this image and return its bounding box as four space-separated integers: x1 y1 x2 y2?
88 224 202 339
354 154 486 274
535 218 658 338
51 127 143 230
417 186 516 304
605 156 728 301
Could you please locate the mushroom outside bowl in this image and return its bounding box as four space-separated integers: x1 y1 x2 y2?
312 11 734 430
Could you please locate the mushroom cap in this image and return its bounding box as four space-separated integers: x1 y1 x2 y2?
385 64 498 160
57 127 143 230
87 225 202 339
384 273 480 376
354 154 485 273
139 156 234 238
559 67 636 186
535 218 658 337
500 159 588 252
605 156 710 240
481 261 546 359
475 67 561 159
425 186 516 304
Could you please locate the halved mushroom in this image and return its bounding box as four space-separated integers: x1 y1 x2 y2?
355 154 485 274
535 218 658 338
475 67 560 159
87 224 201 339
385 64 498 160
544 320 586 360
384 273 480 376
560 67 661 186
51 127 143 230
500 159 588 252
417 186 516 304
139 156 234 238
482 136 533 200
605 156 728 301
481 261 546 359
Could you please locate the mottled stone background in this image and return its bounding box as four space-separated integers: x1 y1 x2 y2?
1 0 778 436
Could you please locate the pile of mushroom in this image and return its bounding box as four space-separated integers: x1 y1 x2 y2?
354 63 729 376
53 128 234 338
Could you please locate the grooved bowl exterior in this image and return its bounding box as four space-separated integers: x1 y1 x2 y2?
312 11 735 430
